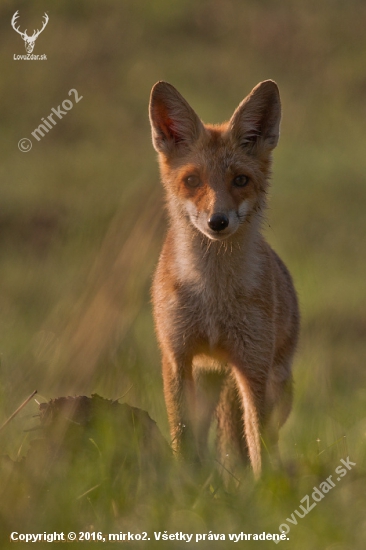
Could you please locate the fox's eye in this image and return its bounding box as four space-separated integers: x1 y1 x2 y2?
233 175 249 187
185 175 201 188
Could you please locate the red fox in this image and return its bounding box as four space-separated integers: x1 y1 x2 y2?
149 80 299 478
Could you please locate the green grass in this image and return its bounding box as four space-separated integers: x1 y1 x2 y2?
1 1 366 548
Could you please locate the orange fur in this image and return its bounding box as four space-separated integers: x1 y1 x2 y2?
149 80 299 478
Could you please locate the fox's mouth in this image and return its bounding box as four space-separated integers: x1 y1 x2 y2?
190 213 241 241
204 230 238 242
185 199 250 241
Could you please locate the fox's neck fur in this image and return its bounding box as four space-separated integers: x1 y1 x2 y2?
167 193 266 295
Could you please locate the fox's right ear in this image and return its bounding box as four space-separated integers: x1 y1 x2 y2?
149 82 204 156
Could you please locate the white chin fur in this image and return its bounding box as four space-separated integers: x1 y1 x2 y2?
197 224 237 241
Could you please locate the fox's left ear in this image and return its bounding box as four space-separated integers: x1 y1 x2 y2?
229 80 281 152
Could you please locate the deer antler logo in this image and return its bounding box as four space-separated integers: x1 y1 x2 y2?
11 11 49 54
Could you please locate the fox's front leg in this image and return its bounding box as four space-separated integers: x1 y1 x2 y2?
161 353 198 462
232 363 269 479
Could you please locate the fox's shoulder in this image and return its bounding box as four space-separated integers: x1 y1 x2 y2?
266 243 299 323
268 246 294 284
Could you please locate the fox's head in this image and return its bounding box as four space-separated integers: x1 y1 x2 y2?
149 80 281 241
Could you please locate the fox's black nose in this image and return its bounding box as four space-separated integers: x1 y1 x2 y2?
208 213 229 232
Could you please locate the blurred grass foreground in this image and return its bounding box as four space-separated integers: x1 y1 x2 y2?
0 1 366 548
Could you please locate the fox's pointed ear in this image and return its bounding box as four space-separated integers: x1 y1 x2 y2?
149 81 204 156
229 80 281 152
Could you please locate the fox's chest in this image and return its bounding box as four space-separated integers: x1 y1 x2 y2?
178 279 248 347
154 231 270 354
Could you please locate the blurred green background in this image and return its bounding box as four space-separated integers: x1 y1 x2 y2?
0 0 365 548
